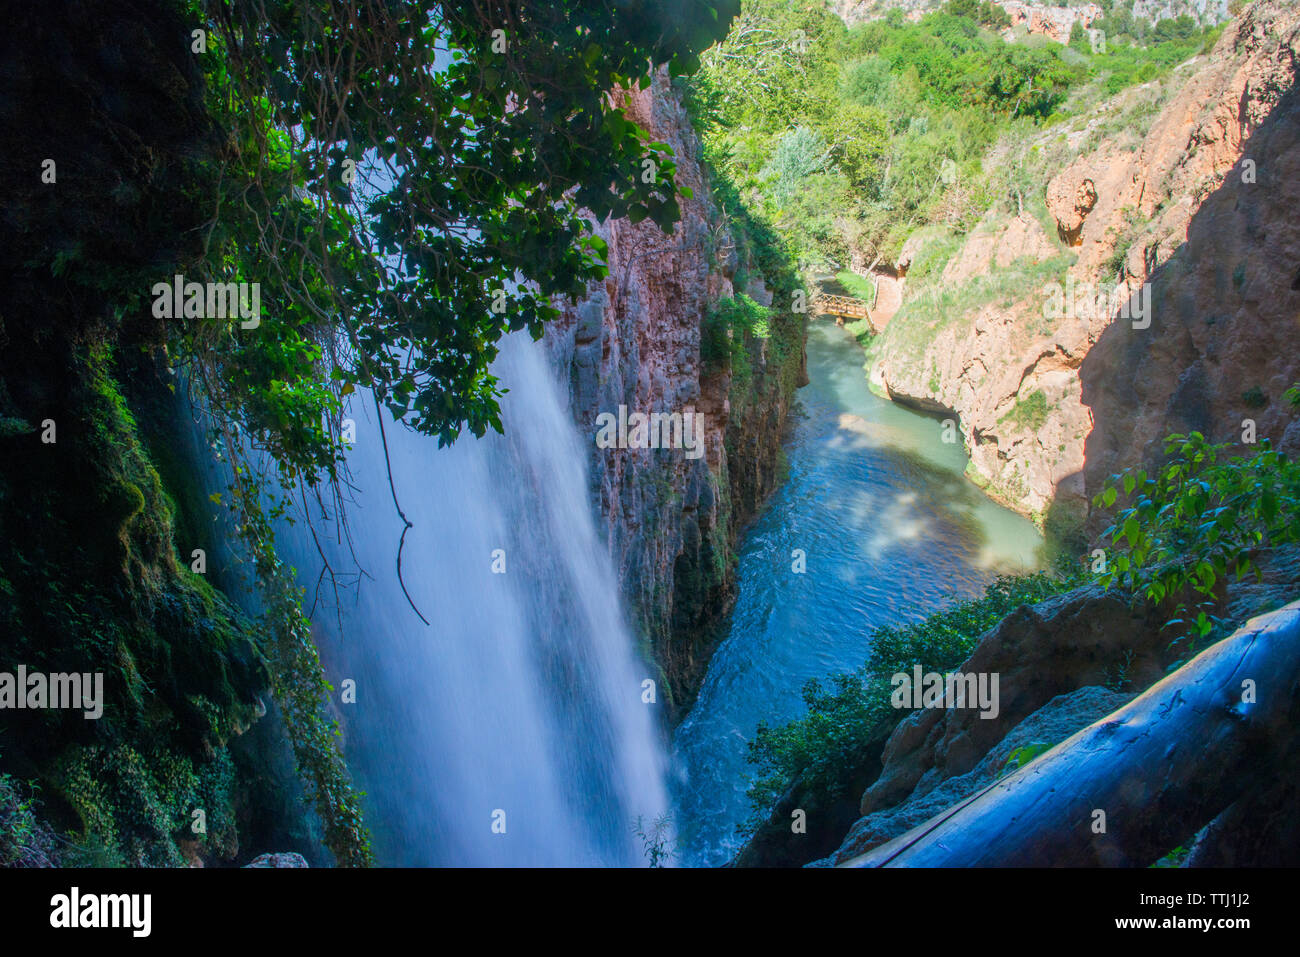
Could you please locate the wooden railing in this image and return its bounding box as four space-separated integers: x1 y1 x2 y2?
812 293 872 320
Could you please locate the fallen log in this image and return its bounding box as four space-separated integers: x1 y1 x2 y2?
840 599 1300 867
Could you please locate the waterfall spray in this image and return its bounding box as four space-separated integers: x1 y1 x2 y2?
272 333 670 866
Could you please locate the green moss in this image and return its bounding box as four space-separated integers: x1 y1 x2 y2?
0 343 269 867
1000 389 1050 433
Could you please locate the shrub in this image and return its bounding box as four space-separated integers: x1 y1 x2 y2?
1001 389 1050 432
865 571 1075 675
702 294 773 366
745 570 1078 829
1093 431 1300 649
842 56 894 107
0 768 57 867
762 127 832 201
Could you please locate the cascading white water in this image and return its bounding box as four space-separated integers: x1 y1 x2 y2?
272 333 669 866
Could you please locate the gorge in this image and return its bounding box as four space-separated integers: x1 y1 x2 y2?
671 317 1042 866
2 0 1299 877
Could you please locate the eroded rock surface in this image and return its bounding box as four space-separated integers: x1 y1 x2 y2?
545 71 805 715
860 2 1300 532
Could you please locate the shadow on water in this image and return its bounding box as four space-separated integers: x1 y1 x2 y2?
671 319 1046 866
822 409 1028 566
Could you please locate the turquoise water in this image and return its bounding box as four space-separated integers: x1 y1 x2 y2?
671 318 1045 866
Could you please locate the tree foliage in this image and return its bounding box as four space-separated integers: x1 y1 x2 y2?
684 0 1224 272
2 0 738 868
762 126 831 199
187 0 739 480
1093 431 1300 645
170 0 741 866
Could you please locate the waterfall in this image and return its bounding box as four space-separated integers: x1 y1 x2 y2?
271 333 669 866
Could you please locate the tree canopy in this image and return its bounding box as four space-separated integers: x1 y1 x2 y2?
682 0 1224 271
186 0 739 480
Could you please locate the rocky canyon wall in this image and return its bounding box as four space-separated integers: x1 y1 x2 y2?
834 0 1227 33
858 0 1299 543
1080 3 1300 526
544 71 807 718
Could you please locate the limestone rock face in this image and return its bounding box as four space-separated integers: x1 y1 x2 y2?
1045 174 1097 246
1001 2 1103 44
861 1 1300 531
545 70 803 716
1080 4 1300 531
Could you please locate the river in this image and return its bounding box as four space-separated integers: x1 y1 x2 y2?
246 315 1043 866
671 317 1046 867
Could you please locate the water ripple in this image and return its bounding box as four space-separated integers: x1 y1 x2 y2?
672 320 1044 867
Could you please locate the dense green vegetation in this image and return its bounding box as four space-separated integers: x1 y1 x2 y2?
0 344 267 866
744 569 1079 832
3 0 738 866
0 761 56 867
1094 421 1300 658
684 0 1225 273
184 0 741 865
6 0 1279 871
189 0 739 480
702 294 772 387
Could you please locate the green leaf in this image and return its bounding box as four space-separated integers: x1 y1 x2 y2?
1123 517 1140 544
1261 488 1278 523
